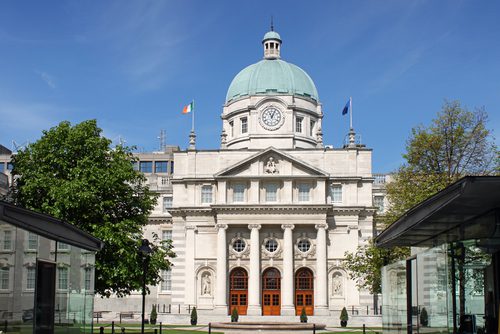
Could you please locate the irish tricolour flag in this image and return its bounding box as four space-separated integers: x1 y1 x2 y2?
182 101 194 114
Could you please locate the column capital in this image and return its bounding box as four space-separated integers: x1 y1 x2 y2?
281 224 295 230
248 224 262 230
215 223 228 230
315 223 328 231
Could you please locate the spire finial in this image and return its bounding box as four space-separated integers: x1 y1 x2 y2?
271 15 274 31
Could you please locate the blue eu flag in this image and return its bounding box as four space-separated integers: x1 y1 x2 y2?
342 99 350 115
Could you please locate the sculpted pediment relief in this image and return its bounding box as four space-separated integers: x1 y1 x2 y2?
214 147 329 178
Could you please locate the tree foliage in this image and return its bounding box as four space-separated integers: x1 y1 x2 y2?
344 100 498 294
11 120 175 297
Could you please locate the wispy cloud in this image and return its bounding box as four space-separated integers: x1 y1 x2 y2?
73 1 195 91
35 70 56 89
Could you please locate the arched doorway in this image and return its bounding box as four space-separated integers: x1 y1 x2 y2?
262 268 281 315
295 268 314 315
229 268 248 315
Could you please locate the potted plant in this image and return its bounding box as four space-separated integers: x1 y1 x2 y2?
420 307 428 327
300 308 308 323
340 307 348 327
150 304 157 325
231 308 239 323
190 307 197 326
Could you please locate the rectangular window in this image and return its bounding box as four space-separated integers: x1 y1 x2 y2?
162 230 172 241
241 117 248 134
229 121 234 137
233 183 245 202
27 267 36 290
3 230 11 250
296 117 303 133
57 242 70 251
265 183 278 202
84 268 92 290
163 196 173 211
0 163 4 173
298 183 310 202
58 267 68 290
0 267 8 289
330 185 343 203
28 232 38 251
132 161 139 171
374 196 384 212
310 120 315 136
161 269 172 291
155 161 168 173
6 162 14 171
201 185 213 204
139 161 153 173
170 161 174 174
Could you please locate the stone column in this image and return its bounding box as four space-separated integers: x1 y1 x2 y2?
215 224 228 313
184 225 197 306
247 224 262 315
281 224 296 315
315 223 329 315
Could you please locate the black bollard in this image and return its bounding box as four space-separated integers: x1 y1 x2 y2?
112 321 115 334
313 323 316 334
99 326 104 334
159 322 162 334
121 327 125 334
363 324 366 334
208 322 211 334
154 329 158 334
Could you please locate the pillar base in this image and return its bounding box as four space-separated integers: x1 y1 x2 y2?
314 306 330 316
246 305 262 316
280 305 296 316
213 305 229 315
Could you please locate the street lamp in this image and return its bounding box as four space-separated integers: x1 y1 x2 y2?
139 239 153 334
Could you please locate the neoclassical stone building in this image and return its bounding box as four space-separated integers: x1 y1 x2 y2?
92 28 378 317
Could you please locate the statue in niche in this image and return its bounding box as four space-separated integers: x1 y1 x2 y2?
332 273 343 296
265 157 278 174
201 272 212 296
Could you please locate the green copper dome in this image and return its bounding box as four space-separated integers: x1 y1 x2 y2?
225 59 319 103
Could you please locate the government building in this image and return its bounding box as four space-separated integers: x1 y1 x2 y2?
95 28 380 318
1 28 385 320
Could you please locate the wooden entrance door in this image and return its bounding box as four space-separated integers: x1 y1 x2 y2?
262 268 281 315
295 268 314 315
229 268 248 315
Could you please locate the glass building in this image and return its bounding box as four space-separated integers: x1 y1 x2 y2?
376 176 500 334
0 200 102 334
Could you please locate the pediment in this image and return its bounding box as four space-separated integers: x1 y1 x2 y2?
214 147 329 178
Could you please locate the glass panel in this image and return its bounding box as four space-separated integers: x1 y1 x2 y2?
265 183 278 202
330 185 342 203
155 161 168 173
240 294 247 305
264 295 271 305
382 259 407 332
298 183 310 202
233 184 245 202
201 185 213 203
272 294 280 305
139 161 153 173
305 295 313 305
297 295 303 306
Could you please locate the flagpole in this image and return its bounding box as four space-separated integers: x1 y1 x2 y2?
192 100 195 131
349 96 353 129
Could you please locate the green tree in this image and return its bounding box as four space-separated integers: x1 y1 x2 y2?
344 100 498 294
11 120 175 297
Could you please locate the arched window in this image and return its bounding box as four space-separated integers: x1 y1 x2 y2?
230 268 248 290
262 268 281 290
295 268 314 290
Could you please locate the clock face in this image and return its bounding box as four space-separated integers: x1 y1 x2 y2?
260 107 283 130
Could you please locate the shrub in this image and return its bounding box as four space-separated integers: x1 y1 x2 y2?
340 307 349 327
420 307 428 327
300 308 308 323
150 304 157 325
190 307 197 326
231 308 239 323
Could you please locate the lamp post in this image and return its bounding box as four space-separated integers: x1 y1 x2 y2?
139 239 153 334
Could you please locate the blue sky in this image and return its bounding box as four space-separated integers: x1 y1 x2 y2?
0 0 498 172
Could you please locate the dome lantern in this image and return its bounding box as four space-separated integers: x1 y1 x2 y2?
262 27 282 59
